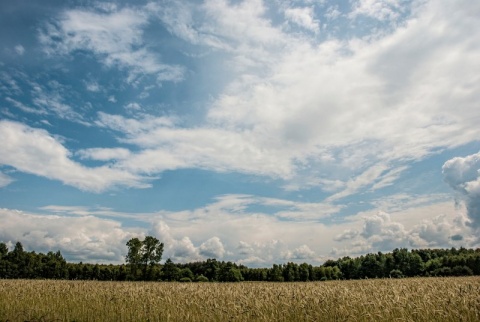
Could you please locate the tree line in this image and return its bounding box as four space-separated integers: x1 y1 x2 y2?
1 238 479 281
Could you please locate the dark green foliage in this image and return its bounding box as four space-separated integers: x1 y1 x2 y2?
389 269 404 278
195 274 209 282
161 258 180 281
179 277 192 282
218 262 243 282
267 264 284 282
126 236 164 280
1 241 479 282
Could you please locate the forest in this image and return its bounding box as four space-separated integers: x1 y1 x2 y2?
1 238 479 282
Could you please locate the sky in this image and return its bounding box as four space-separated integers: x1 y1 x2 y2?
0 0 479 266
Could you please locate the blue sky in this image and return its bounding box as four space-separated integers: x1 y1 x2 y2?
1 0 479 266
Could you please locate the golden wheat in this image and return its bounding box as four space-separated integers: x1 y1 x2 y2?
0 277 479 321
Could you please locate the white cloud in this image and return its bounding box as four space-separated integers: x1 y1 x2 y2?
370 166 409 191
0 72 22 95
1 192 474 266
148 195 342 265
369 193 450 214
14 45 25 56
349 0 403 21
96 112 175 135
125 102 142 111
0 120 148 192
284 7 320 33
31 85 88 125
59 0 478 196
325 5 341 20
337 203 475 253
85 81 101 92
0 208 139 263
443 152 480 229
328 165 389 201
150 221 223 262
203 0 480 190
333 229 359 242
156 0 287 71
199 237 226 258
0 172 14 188
5 97 47 115
287 244 317 260
77 148 131 161
39 5 185 83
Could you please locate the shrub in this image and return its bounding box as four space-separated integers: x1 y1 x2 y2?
389 269 404 278
195 275 209 282
179 277 192 282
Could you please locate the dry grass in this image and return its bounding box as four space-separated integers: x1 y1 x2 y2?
0 277 479 321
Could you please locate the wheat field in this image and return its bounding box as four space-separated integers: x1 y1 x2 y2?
0 277 479 321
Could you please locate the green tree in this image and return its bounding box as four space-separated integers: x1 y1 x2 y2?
298 263 311 281
219 262 243 282
204 259 220 281
162 258 180 281
0 243 7 258
126 238 142 279
126 236 164 280
267 264 284 282
180 268 195 281
141 236 164 280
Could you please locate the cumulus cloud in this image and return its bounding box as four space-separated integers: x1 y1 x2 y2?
199 237 226 258
150 221 225 262
0 208 138 263
146 195 342 265
443 152 480 229
360 211 407 250
337 206 473 254
236 240 292 266
333 229 359 242
287 244 316 260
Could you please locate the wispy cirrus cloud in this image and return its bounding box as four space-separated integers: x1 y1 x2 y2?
39 5 185 84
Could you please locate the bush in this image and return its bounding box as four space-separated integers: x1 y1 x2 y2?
451 266 473 276
195 275 209 282
179 277 192 282
389 269 404 278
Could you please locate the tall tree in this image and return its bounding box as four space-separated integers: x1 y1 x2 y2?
141 236 164 280
126 236 164 280
126 238 142 279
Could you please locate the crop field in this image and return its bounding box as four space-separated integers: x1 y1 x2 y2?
0 277 479 322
